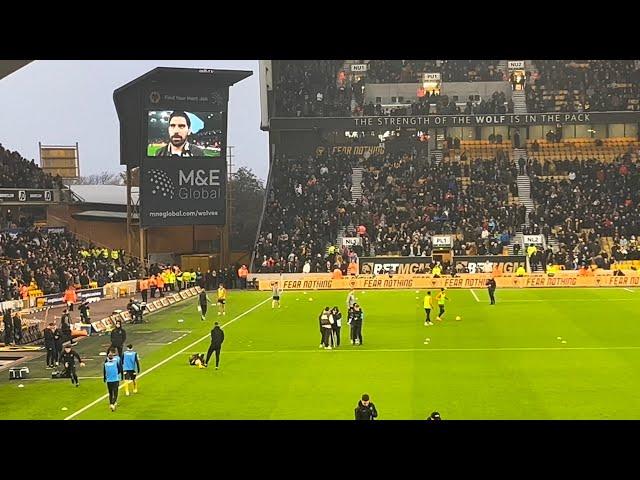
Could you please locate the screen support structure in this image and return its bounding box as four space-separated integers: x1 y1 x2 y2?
221 145 235 268
115 67 252 271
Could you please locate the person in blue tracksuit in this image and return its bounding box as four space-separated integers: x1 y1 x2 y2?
122 344 141 396
103 349 123 412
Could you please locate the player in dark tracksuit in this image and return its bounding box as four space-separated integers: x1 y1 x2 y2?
53 325 63 365
354 394 378 420
104 350 123 411
59 344 85 387
79 301 91 323
486 278 497 305
205 322 225 369
60 310 72 344
199 290 214 321
330 307 342 347
349 304 364 345
110 321 127 360
44 323 57 368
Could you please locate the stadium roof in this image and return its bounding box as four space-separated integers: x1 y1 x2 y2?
0 61 33 81
72 210 138 221
69 184 139 206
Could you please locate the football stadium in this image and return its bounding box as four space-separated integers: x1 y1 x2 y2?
1 60 640 420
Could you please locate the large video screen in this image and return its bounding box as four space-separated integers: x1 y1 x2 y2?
147 110 224 158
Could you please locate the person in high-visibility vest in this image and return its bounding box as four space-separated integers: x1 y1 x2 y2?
161 270 169 293
139 278 148 303
432 263 442 277
516 266 526 277
64 286 77 311
176 270 184 291
111 249 119 260
347 261 358 276
149 275 158 299
332 267 343 279
156 273 165 297
168 270 176 291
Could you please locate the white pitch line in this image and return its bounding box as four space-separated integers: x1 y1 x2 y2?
624 288 635 293
24 376 104 381
65 295 271 420
495 298 636 302
470 289 480 302
219 346 640 354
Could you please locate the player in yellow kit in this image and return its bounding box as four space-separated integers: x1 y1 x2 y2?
217 284 227 316
423 291 434 326
435 288 450 321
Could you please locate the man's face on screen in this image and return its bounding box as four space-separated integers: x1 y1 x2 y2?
168 116 190 148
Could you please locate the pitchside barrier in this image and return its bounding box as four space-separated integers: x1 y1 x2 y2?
257 273 640 290
90 287 201 334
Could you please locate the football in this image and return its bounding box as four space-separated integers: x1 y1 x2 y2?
455 316 462 321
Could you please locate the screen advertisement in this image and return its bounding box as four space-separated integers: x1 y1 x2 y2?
140 158 226 225
140 100 228 226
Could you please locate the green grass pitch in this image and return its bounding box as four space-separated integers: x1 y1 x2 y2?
2 287 640 419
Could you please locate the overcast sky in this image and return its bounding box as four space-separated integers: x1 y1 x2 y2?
0 60 269 182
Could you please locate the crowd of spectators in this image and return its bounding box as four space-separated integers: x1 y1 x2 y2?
366 60 503 84
528 155 640 267
274 60 365 117
253 147 639 272
253 149 356 273
274 60 513 118
0 143 64 189
526 60 640 113
0 227 142 301
350 151 524 256
361 90 512 117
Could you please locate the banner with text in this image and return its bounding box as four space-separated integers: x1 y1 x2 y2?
259 274 640 290
0 189 54 204
140 158 227 227
37 287 105 307
358 256 434 275
269 111 640 131
453 256 527 274
423 72 441 81
432 235 452 248
522 235 544 245
342 237 362 247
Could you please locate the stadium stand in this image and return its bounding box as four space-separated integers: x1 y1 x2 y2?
526 60 640 113
259 60 640 274
0 227 142 301
528 154 640 268
0 143 64 189
253 149 356 273
273 60 513 118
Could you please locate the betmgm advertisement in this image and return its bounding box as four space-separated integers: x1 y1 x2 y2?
140 102 228 227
